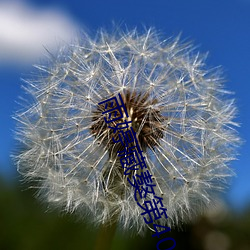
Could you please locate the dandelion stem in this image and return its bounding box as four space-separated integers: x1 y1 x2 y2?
94 220 117 250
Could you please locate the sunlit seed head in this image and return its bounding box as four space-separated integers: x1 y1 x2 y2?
13 27 240 234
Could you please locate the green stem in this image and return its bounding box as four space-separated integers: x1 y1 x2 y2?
94 220 117 250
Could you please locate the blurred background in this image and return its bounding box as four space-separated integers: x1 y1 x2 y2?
0 0 250 249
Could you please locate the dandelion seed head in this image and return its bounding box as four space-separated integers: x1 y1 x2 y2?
14 27 240 233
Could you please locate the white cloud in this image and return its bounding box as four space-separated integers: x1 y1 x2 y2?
0 1 78 65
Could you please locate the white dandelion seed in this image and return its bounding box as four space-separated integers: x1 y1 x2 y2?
14 27 240 234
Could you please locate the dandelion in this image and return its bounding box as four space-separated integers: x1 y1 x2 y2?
14 27 239 237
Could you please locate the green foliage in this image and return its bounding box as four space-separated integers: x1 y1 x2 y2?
1 177 250 250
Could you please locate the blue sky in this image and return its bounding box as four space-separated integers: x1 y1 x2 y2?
1 0 249 210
